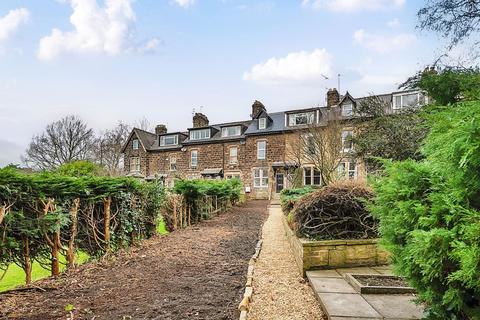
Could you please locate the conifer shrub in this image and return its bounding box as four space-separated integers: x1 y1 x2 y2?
291 181 376 240
280 186 316 214
370 101 480 319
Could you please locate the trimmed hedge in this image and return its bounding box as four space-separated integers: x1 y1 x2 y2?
280 186 316 214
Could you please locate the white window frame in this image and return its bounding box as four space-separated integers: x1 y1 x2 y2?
257 140 266 160
258 118 267 130
303 133 316 155
160 135 178 146
221 126 241 137
169 157 177 171
341 103 353 117
288 112 315 126
189 128 211 140
229 146 238 164
303 167 321 186
130 157 140 172
253 168 268 188
393 91 427 110
338 161 357 180
132 139 139 150
342 130 354 152
190 150 198 168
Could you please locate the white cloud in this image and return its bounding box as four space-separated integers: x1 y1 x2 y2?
353 29 416 54
387 18 400 28
243 49 333 84
38 0 139 60
135 38 161 54
0 8 30 42
301 0 405 12
173 0 196 8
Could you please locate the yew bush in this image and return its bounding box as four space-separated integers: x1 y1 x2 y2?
370 101 480 319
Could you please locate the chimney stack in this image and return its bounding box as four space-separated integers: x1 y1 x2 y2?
251 100 266 119
193 112 209 128
155 124 168 135
326 88 340 107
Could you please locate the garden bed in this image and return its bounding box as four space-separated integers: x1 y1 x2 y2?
0 201 268 320
282 215 390 276
345 274 415 294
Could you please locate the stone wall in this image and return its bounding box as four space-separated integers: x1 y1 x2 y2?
282 215 390 276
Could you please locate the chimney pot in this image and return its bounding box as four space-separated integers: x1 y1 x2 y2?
193 112 209 128
327 88 340 107
251 100 266 119
155 124 168 135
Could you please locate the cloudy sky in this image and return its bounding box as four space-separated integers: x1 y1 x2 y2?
0 0 442 166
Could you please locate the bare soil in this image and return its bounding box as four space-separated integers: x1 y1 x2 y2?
0 201 268 320
354 275 410 288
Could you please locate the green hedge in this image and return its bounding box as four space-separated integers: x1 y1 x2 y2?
370 101 480 319
0 166 165 285
280 186 316 214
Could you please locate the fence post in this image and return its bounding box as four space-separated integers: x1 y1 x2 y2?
104 197 112 252
67 198 80 269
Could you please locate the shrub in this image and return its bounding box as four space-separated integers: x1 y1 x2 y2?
291 181 376 240
370 101 480 319
280 186 316 214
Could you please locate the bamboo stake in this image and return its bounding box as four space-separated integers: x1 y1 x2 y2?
173 199 177 230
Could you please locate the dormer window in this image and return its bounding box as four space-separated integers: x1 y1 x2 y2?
160 135 178 146
190 128 210 140
393 91 427 110
221 126 241 137
288 112 314 126
258 118 267 130
132 139 139 150
341 103 353 117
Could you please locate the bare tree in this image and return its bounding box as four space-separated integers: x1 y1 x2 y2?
96 122 131 176
285 116 344 187
23 115 95 170
301 120 344 185
418 0 480 59
134 116 154 132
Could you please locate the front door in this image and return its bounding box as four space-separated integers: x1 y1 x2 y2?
275 173 284 193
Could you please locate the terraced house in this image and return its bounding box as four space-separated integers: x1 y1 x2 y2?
122 88 427 199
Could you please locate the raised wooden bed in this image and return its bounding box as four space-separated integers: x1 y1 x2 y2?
282 215 390 276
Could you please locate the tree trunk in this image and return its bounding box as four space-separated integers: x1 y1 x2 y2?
22 237 32 285
104 197 111 251
0 206 5 225
51 230 60 277
67 198 80 269
188 205 191 226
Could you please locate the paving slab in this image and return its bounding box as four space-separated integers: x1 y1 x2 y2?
335 267 381 276
363 294 424 319
318 292 382 319
309 277 357 293
371 265 394 275
331 317 385 320
307 269 342 278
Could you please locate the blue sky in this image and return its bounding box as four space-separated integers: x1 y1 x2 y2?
0 0 442 166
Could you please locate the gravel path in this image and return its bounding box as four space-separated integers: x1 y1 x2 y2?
0 201 268 320
248 205 325 320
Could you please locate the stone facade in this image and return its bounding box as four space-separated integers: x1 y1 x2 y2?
122 89 427 199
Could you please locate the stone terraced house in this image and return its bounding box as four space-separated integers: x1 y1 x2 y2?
122 88 427 199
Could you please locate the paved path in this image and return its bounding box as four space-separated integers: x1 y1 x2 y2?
249 205 324 320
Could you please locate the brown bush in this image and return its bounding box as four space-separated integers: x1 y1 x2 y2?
291 181 377 240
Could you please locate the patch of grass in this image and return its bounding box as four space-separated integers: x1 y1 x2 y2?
156 217 168 235
0 251 90 292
